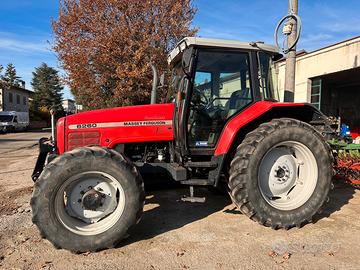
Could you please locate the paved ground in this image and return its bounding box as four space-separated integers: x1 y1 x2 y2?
0 131 50 154
0 134 359 269
0 131 50 193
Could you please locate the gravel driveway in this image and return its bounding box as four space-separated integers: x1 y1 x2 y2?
0 142 359 269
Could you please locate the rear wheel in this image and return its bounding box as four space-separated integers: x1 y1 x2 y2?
31 146 144 252
229 118 333 229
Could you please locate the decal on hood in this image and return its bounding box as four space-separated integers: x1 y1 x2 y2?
69 120 173 130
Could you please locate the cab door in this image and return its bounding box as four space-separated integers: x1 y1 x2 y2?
187 49 254 150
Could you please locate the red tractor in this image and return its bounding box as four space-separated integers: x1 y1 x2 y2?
31 37 335 252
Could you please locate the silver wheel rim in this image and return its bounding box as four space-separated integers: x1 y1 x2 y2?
258 141 318 211
54 171 126 236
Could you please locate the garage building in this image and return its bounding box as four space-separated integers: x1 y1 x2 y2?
276 36 360 137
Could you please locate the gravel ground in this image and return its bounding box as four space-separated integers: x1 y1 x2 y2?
0 145 360 270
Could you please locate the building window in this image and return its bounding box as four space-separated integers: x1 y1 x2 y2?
311 78 322 110
17 94 20 104
9 92 13 103
23 96 27 105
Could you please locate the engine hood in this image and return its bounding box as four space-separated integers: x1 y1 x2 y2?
62 103 175 152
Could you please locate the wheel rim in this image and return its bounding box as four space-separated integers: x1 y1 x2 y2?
258 141 318 211
54 171 126 236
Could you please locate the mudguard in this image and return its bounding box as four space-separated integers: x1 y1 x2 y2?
214 101 322 156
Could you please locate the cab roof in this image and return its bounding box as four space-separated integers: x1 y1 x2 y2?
168 37 280 64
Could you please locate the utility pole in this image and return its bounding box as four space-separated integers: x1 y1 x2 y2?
284 0 298 102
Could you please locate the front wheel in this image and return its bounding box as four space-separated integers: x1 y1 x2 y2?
31 146 145 252
229 118 333 229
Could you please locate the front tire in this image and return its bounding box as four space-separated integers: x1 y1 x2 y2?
31 146 145 252
229 118 333 229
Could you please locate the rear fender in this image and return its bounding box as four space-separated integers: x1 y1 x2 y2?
212 101 334 185
215 101 310 156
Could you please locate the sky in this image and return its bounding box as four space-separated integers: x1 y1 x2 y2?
0 0 359 99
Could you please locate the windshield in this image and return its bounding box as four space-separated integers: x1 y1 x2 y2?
258 52 279 101
0 115 13 122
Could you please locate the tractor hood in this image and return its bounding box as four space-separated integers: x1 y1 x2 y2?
60 103 175 153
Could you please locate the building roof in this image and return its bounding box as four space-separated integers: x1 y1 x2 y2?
3 85 34 95
306 35 360 56
168 37 280 64
276 35 360 63
62 98 75 103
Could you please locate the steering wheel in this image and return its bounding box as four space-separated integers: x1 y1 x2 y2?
191 88 209 108
204 97 228 110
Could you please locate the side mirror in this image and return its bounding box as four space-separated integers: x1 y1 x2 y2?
182 47 194 77
272 53 283 61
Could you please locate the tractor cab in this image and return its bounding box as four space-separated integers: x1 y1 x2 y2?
168 37 281 160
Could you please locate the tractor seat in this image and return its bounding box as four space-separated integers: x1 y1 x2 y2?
224 88 251 118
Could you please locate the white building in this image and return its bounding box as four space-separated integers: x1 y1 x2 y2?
0 84 32 113
62 99 76 114
276 36 360 133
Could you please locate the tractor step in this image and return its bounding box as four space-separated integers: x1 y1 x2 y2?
181 186 206 203
184 161 218 168
135 162 187 181
180 179 214 185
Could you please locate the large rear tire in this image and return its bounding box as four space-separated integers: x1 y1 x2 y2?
229 118 333 229
31 146 145 252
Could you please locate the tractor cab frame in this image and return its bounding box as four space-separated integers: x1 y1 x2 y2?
161 38 284 185
170 38 281 157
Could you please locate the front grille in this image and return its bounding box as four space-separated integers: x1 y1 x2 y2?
68 131 101 150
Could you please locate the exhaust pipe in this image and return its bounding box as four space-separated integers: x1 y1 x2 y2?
150 64 158 104
50 108 55 143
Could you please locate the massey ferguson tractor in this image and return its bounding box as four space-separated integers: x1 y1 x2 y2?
31 37 335 252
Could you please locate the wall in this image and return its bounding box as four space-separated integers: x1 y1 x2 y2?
276 37 360 102
1 87 30 112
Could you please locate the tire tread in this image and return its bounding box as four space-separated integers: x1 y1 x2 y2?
31 146 145 252
228 118 334 229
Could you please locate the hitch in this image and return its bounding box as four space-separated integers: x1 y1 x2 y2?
181 186 206 203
